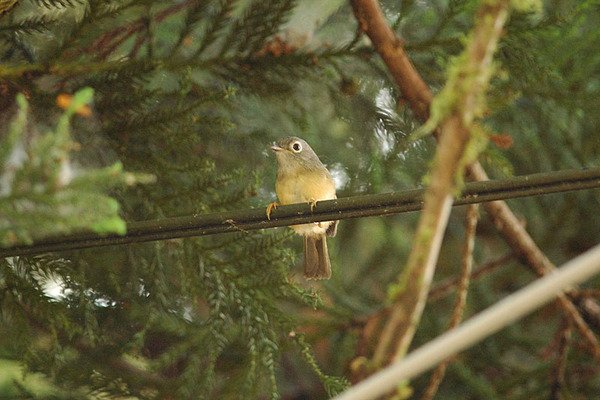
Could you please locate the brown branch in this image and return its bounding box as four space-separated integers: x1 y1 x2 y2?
351 0 432 121
428 251 514 302
356 0 510 369
468 163 600 363
467 163 557 276
420 204 479 400
549 319 571 400
571 289 600 299
85 0 197 59
370 116 458 366
352 249 511 382
351 0 600 369
570 291 600 331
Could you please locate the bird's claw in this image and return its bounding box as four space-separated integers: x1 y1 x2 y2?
266 202 278 220
308 199 317 212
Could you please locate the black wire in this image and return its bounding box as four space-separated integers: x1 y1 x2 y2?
2 167 600 257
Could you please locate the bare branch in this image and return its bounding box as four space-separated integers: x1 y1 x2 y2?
429 252 514 302
350 0 432 121
420 204 479 400
83 0 198 59
333 244 600 400
349 0 600 371
468 163 600 363
549 319 571 400
359 0 510 368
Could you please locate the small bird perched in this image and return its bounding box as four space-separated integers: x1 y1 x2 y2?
269 137 338 279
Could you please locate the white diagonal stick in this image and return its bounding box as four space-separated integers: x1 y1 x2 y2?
335 244 600 400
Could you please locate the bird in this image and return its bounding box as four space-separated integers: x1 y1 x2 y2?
268 137 338 280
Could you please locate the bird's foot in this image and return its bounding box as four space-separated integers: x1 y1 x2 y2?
308 199 318 212
266 202 278 220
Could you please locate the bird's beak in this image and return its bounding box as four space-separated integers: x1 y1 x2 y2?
271 144 283 152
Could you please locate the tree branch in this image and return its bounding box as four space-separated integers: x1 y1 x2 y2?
351 0 432 121
2 168 599 257
350 0 600 371
428 252 514 302
333 244 600 400
420 204 478 400
468 163 600 361
358 0 510 368
549 318 571 400
83 0 198 59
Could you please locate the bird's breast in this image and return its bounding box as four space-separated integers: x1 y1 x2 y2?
275 168 336 237
275 169 336 205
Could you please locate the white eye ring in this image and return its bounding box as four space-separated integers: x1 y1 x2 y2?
291 141 302 153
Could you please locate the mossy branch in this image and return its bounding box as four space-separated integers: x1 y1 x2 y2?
366 0 511 370
351 0 600 378
333 244 600 400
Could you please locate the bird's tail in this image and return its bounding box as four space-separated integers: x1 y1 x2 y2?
304 235 331 280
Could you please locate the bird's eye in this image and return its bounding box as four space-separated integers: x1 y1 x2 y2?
291 142 302 153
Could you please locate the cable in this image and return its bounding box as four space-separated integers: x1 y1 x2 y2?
2 167 600 257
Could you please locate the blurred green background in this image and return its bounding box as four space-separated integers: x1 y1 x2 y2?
1 0 600 398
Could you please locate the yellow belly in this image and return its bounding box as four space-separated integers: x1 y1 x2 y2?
275 169 336 237
275 170 336 205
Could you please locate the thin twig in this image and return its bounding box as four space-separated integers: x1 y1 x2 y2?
571 289 600 299
353 247 509 380
467 163 600 363
333 244 600 400
428 252 514 302
420 204 479 400
351 0 432 121
549 319 571 400
568 292 600 331
86 0 197 59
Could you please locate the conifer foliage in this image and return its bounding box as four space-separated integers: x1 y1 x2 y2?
1 0 600 399
1 1 355 398
1 88 154 246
